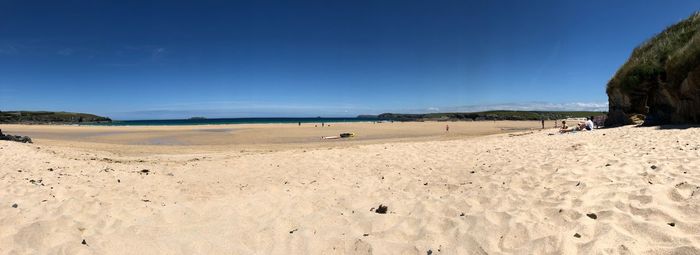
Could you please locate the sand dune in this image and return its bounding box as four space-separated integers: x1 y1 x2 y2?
1 125 699 254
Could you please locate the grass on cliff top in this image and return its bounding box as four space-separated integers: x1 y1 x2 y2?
0 111 111 123
378 111 605 121
608 12 700 92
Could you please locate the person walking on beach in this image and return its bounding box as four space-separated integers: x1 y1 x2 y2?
445 124 449 132
541 119 545 129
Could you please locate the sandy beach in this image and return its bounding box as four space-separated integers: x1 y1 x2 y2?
1 123 699 254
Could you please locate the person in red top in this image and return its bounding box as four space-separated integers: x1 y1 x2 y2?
446 124 449 132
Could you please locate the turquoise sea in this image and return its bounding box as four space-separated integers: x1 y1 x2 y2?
92 117 380 126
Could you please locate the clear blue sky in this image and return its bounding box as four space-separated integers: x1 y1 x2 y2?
1 1 699 119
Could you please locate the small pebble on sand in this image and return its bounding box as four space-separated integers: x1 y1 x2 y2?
375 204 388 214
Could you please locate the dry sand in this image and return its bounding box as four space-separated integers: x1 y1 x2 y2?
1 123 699 254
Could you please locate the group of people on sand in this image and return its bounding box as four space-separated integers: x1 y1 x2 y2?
559 116 595 133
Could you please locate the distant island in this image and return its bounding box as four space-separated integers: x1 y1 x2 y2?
0 111 112 124
189 117 207 120
366 110 605 121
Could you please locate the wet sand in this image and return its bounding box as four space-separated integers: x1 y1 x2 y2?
1 121 544 154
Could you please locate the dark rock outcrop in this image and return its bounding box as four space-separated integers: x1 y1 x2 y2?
0 129 32 143
606 12 700 126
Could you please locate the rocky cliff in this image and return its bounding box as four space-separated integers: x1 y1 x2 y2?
606 12 700 126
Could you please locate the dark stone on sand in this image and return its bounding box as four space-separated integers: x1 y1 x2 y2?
573 233 581 238
605 163 611 167
424 182 428 186
668 222 676 227
11 203 17 208
139 169 150 175
375 204 388 214
427 249 433 255
289 228 298 234
0 130 32 143
81 239 87 245
363 233 369 236
651 165 658 170
586 213 597 220
460 212 465 216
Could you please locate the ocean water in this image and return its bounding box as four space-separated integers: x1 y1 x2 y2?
90 117 380 126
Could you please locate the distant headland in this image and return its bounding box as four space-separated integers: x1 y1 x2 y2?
370 110 605 122
0 111 112 124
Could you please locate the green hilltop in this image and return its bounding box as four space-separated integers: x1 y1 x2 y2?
608 12 700 93
376 111 605 121
0 111 112 124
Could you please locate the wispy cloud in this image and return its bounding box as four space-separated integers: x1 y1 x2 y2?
57 48 74 56
103 45 167 66
104 100 372 120
0 43 19 55
530 40 562 85
424 101 608 113
148 100 376 112
150 47 166 60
